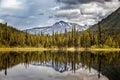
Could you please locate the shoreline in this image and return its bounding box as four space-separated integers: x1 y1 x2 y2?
0 47 120 52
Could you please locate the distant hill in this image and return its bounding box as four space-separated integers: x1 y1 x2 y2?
0 23 29 47
0 23 21 33
91 7 120 34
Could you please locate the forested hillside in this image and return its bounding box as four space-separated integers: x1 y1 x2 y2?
91 7 120 34
0 23 36 47
0 22 120 48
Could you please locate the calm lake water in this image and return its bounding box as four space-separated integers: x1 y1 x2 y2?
0 51 120 80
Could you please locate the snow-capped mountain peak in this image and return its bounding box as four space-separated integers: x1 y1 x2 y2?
25 21 86 35
54 21 70 26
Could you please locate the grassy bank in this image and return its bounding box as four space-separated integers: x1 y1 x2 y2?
0 47 120 52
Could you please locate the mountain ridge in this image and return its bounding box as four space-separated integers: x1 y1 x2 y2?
25 21 86 34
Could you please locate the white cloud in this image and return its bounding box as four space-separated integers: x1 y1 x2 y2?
0 0 58 30
51 6 61 11
105 0 120 9
0 0 120 30
0 0 24 9
56 9 80 15
53 0 120 26
80 2 103 15
29 16 36 19
0 19 4 23
47 19 55 24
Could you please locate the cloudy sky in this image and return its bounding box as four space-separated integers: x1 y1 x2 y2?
0 0 120 30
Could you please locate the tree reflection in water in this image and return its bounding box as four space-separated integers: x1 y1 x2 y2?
0 51 120 80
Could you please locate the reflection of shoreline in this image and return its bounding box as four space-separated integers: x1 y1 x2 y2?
0 51 119 80
0 64 108 80
1 47 120 51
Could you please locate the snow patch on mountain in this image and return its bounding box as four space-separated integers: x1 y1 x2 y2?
25 21 87 35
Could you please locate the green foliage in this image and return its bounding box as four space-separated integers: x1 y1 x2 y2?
0 22 120 48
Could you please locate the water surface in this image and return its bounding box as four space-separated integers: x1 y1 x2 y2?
0 51 120 80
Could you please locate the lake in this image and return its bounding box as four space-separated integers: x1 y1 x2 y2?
0 51 120 80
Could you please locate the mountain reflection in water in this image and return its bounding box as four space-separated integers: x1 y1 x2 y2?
0 51 120 80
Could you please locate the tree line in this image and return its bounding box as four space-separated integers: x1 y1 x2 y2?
0 22 120 48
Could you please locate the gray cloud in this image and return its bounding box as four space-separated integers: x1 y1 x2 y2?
53 0 120 26
48 15 54 18
56 0 112 4
0 0 57 30
38 13 44 15
54 9 80 19
0 0 120 30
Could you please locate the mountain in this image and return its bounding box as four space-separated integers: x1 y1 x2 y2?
91 7 120 34
27 7 120 35
25 21 86 34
